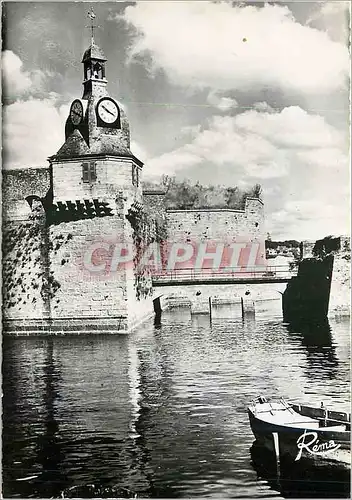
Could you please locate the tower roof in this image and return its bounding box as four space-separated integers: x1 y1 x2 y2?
82 42 107 63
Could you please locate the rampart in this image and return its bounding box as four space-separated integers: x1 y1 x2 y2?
166 197 265 244
3 169 267 334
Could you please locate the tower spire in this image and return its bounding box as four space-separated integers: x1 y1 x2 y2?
82 9 107 99
87 8 98 45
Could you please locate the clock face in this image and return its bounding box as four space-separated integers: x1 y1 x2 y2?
97 98 119 124
70 100 83 125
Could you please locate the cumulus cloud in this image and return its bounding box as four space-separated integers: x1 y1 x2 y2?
319 1 350 16
235 106 345 149
147 106 346 177
4 98 68 169
122 2 349 96
2 51 32 95
207 91 238 111
253 102 275 113
307 1 350 43
271 196 350 241
145 105 349 239
180 124 202 139
2 50 52 100
2 50 68 169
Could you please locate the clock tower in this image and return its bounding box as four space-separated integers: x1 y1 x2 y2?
42 12 153 333
49 17 143 204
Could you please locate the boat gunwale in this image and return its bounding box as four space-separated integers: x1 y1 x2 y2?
247 400 351 441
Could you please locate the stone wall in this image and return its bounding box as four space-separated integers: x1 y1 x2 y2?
49 215 126 323
329 238 351 317
3 168 50 221
3 176 156 334
2 215 49 321
2 209 128 332
125 199 164 330
166 197 264 244
165 197 265 269
52 157 142 203
3 168 50 202
302 236 350 317
282 256 334 322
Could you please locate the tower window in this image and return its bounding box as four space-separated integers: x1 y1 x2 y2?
93 62 103 79
82 162 97 183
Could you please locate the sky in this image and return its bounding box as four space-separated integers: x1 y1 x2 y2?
2 1 351 240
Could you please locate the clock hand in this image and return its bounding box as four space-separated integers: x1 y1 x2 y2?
102 105 115 116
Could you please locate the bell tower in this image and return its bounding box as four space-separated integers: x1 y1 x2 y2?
82 39 108 100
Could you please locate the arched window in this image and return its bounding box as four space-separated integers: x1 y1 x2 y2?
93 62 102 79
84 64 92 80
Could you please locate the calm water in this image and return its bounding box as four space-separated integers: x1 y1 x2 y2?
2 305 351 498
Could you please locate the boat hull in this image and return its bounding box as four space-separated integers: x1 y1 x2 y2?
248 407 350 468
250 440 351 497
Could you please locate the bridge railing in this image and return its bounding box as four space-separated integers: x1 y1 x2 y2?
152 265 296 281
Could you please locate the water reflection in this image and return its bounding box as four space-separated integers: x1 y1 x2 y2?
3 339 65 497
250 441 350 498
286 320 339 381
34 339 66 497
2 309 350 498
154 312 162 329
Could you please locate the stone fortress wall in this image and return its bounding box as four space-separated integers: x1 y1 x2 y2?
143 192 266 270
167 199 264 243
143 193 264 244
302 237 351 317
3 168 51 221
2 168 156 334
3 170 266 334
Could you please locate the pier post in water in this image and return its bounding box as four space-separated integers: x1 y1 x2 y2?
241 290 255 319
272 432 281 486
190 290 208 314
209 296 213 321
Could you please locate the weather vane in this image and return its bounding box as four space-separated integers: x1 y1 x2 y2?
86 8 100 44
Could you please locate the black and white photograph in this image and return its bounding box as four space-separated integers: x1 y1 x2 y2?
2 1 351 498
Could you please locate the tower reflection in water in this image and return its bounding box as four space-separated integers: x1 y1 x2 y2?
3 335 154 498
286 319 339 381
57 336 152 498
35 339 66 496
3 338 65 497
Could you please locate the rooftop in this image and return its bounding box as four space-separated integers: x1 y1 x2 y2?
82 42 107 62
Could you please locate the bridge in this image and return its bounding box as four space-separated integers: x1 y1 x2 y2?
152 265 296 287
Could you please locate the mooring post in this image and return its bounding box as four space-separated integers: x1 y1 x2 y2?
272 432 281 486
241 294 255 319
